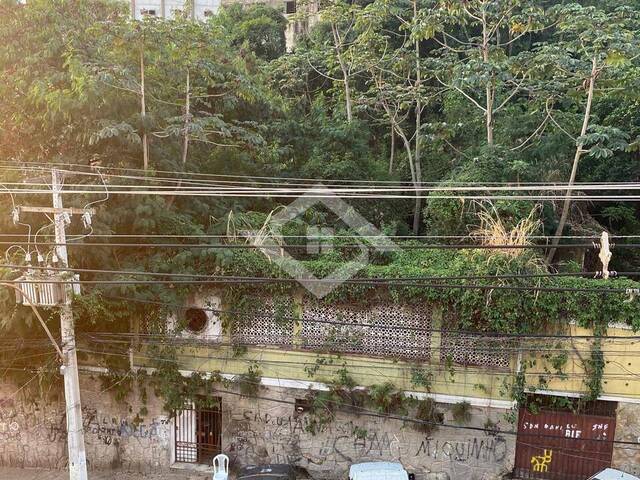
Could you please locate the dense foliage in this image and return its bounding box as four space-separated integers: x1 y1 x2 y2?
1 0 640 407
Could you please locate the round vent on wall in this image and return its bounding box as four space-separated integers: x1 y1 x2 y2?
185 308 208 334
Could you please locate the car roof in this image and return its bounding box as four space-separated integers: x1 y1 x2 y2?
349 462 408 480
238 464 294 480
350 462 405 473
591 469 640 480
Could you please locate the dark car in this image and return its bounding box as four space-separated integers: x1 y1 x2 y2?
237 464 297 480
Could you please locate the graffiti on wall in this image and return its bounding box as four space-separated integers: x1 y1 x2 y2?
228 408 510 476
0 397 169 446
0 397 61 442
415 436 507 463
83 408 169 446
531 450 553 472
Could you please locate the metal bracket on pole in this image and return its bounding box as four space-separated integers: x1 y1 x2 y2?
17 206 96 216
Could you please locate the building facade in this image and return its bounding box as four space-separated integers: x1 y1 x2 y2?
130 0 219 19
2 291 640 479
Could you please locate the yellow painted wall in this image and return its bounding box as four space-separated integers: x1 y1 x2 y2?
121 298 640 403
138 344 513 400
525 324 640 400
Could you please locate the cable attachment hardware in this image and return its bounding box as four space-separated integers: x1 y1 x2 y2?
82 211 92 229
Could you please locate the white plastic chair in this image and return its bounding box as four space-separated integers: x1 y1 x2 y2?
213 453 229 480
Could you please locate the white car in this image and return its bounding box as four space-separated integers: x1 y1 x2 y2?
349 462 410 480
588 469 640 480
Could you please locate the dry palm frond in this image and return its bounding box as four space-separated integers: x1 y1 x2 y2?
470 202 542 258
226 210 237 242
250 207 285 248
224 208 285 260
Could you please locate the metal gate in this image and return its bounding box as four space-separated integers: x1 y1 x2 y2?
514 405 617 480
174 400 222 464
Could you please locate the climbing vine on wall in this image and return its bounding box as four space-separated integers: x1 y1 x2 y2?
301 368 445 435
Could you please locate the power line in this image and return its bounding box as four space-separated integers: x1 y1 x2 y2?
75 347 640 447
93 295 640 340
6 160 640 188
8 332 627 375
3 167 640 193
84 333 640 357
4 332 630 356
76 347 640 388
4 263 635 283
4 164 640 200
3 186 640 201
6 178 640 192
4 233 640 239
2 277 638 294
2 172 640 199
0 240 626 249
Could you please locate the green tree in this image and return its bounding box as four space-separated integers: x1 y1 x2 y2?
353 0 434 233
214 4 287 61
416 0 547 146
543 4 640 262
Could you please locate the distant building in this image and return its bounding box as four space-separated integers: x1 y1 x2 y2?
129 0 317 51
129 0 219 20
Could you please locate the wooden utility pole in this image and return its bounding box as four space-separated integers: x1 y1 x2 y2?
52 169 88 480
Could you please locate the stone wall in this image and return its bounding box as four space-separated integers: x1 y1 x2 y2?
612 402 640 476
220 388 515 480
0 375 171 471
0 375 514 479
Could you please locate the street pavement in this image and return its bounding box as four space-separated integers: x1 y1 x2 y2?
0 468 214 480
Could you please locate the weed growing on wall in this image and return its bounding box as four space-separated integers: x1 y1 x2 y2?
413 399 444 435
452 401 472 424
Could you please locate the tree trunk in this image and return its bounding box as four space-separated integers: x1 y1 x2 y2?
486 83 494 145
397 126 415 185
374 71 416 186
181 69 190 166
167 70 191 209
140 48 149 171
389 126 395 175
546 57 598 264
482 10 494 145
412 2 422 235
331 23 353 123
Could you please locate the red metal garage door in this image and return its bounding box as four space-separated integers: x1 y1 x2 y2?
514 407 616 480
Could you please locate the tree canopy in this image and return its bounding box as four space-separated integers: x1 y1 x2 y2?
1 0 640 342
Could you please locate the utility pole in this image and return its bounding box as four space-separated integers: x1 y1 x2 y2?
52 169 89 480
